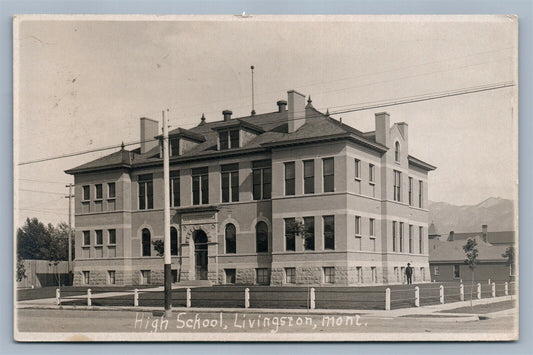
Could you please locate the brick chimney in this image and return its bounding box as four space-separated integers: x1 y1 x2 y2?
448 231 455 241
277 100 287 113
287 90 306 133
222 110 232 121
140 117 159 154
375 112 390 147
482 224 488 242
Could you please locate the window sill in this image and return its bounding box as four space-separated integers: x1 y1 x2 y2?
107 197 116 201
95 245 103 248
354 178 361 182
108 244 117 247
369 182 375 185
369 236 376 239
82 245 90 248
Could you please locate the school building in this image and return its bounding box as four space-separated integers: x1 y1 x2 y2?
65 90 436 286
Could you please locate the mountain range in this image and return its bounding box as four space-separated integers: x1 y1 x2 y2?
428 197 516 234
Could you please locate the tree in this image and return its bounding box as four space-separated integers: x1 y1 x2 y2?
502 246 515 280
152 240 165 257
16 255 27 283
17 217 52 260
48 222 70 286
463 237 479 307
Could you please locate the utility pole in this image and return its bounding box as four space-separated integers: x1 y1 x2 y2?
65 183 74 285
250 65 256 115
162 109 172 317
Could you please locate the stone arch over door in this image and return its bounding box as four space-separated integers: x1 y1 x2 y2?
181 223 218 282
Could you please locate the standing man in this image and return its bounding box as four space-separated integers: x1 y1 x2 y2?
406 263 413 285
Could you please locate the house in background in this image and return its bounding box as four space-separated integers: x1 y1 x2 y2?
428 225 514 282
66 89 436 286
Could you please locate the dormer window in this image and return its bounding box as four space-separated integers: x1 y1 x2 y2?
219 129 240 150
170 137 180 156
395 141 400 162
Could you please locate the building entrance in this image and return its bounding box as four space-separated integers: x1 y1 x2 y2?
194 230 208 280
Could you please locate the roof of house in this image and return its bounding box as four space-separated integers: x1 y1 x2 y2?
445 231 516 245
429 236 509 263
65 101 435 175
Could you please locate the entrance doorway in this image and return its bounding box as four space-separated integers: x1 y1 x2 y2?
194 230 208 280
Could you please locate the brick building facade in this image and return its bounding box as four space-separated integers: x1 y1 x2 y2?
66 90 436 286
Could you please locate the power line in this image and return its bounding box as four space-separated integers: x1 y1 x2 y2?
19 188 68 196
16 80 515 166
17 178 71 184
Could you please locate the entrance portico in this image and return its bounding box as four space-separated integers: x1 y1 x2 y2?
179 207 219 283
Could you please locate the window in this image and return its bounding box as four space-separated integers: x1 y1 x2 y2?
371 267 377 283
256 221 268 253
408 177 413 205
170 170 180 207
355 216 361 235
394 170 401 202
171 270 178 283
421 267 425 281
369 218 375 237
303 217 315 251
399 222 404 252
225 269 236 284
171 227 178 256
95 184 103 200
83 231 90 246
434 266 440 276
409 225 413 253
284 218 296 251
323 158 334 192
354 159 361 179
356 267 363 283
170 137 180 156
252 160 271 200
418 180 423 208
221 163 239 203
108 182 116 199
323 267 335 284
324 215 335 250
394 267 400 282
108 270 116 285
141 229 151 257
419 226 423 254
392 221 397 252
141 270 151 285
138 174 153 210
83 271 90 285
256 268 270 285
225 223 236 254
304 160 315 194
395 141 400 162
369 164 375 183
453 265 460 279
284 162 295 196
192 167 209 205
219 130 239 150
370 237 376 252
108 229 116 245
95 230 103 245
82 185 90 201
285 268 296 284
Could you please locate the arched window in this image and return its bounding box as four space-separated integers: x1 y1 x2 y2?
256 221 268 253
395 141 400 162
225 223 236 254
141 228 151 256
171 227 178 256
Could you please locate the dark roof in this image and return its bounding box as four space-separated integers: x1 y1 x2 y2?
429 236 508 263
445 231 516 245
66 101 434 174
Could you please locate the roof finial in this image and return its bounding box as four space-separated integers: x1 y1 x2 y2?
307 95 312 104
199 113 206 125
326 108 330 117
120 141 125 150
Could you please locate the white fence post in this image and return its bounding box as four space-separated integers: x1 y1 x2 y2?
414 286 420 307
488 278 491 285
491 282 496 298
460 283 464 301
244 288 250 309
186 288 191 308
477 283 481 299
87 288 92 306
310 287 316 310
385 288 391 311
505 282 509 296
56 288 61 305
439 285 444 304
134 289 139 307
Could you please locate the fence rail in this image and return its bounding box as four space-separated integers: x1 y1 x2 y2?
54 281 515 310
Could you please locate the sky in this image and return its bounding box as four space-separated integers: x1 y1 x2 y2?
13 15 518 227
